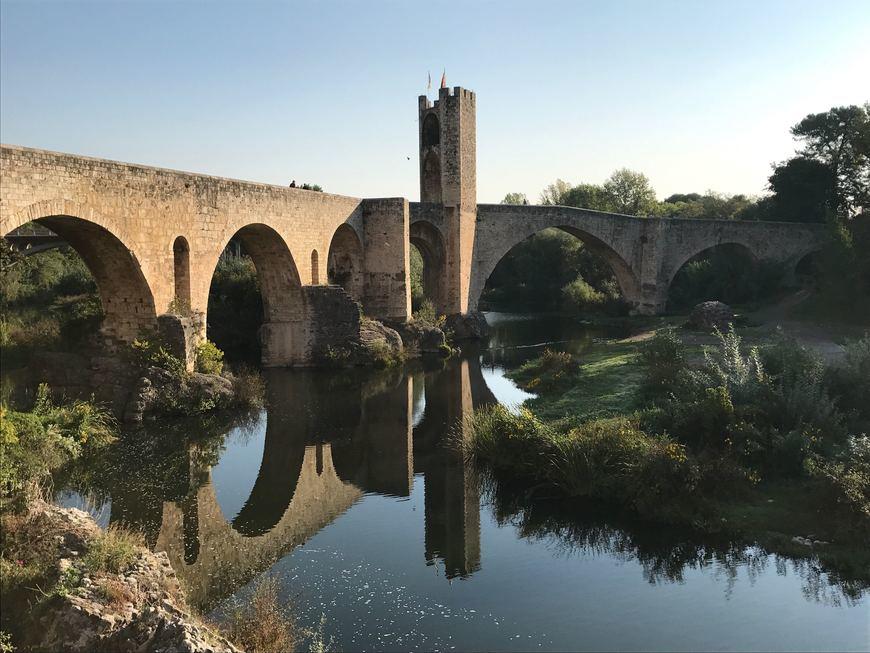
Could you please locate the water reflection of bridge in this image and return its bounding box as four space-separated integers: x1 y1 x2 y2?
116 357 497 609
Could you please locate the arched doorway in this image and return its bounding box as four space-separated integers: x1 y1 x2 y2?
409 221 447 313
327 224 364 301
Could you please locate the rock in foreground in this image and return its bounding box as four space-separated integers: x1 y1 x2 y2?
23 503 239 653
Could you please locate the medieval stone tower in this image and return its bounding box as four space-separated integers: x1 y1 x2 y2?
418 86 477 315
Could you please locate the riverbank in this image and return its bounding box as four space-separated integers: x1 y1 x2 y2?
1 500 240 652
463 319 870 585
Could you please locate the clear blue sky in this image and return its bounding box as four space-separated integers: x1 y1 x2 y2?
2 0 868 203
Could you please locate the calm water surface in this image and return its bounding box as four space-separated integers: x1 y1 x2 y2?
57 313 869 652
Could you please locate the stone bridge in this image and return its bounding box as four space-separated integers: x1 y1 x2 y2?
0 85 829 364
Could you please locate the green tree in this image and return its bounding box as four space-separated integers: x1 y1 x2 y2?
765 157 837 223
656 191 756 220
602 168 658 216
501 192 529 205
539 179 573 205
562 183 611 211
790 104 870 217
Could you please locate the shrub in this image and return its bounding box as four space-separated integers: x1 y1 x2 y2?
806 435 870 537
82 525 143 575
0 385 116 508
510 349 578 392
412 300 445 330
462 406 703 522
195 339 225 375
639 328 686 400
221 576 297 653
229 366 266 409
461 405 557 477
130 338 186 377
827 334 870 432
562 276 604 311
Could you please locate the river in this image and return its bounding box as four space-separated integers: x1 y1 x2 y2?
56 313 868 652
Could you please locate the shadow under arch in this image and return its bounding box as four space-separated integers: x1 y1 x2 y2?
475 225 642 313
664 241 762 311
4 213 158 345
410 220 448 311
327 223 364 301
209 223 306 367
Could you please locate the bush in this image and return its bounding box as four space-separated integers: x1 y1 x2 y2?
130 338 187 377
462 406 704 523
412 300 445 330
562 277 604 311
229 366 266 409
638 328 686 400
195 339 224 375
221 576 297 653
510 349 578 392
82 525 143 575
827 334 870 432
0 385 116 509
806 435 870 537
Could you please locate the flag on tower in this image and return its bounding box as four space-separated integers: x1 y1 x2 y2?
440 69 447 89
427 71 431 92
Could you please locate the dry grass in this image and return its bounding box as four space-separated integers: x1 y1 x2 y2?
94 577 137 609
221 576 298 653
81 524 144 575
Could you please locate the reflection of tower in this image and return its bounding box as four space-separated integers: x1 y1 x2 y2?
414 358 482 578
418 86 477 315
330 373 414 497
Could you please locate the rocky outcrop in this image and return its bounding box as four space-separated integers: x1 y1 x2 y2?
359 318 404 361
393 321 449 357
24 503 239 653
445 311 490 340
124 367 235 422
686 301 734 331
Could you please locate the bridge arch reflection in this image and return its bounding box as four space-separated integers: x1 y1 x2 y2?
95 356 499 609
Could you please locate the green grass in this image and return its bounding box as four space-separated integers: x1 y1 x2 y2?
509 343 645 424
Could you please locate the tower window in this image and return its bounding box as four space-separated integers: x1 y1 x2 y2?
422 113 440 147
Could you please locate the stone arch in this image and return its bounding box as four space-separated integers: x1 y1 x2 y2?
664 240 761 291
421 150 442 202
210 224 306 367
173 236 192 310
422 113 440 147
327 223 364 300
663 241 761 310
310 250 320 285
2 204 158 346
471 225 642 312
410 220 448 312
793 249 822 284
